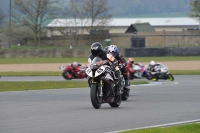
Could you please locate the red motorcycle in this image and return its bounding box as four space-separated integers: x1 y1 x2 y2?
59 64 87 80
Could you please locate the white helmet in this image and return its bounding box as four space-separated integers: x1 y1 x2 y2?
72 62 78 67
149 60 155 65
108 45 119 57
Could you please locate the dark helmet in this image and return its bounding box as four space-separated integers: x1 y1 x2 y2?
91 42 103 57
104 46 109 52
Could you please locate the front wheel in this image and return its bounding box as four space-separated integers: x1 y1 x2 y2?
90 84 102 109
62 72 71 80
167 73 174 81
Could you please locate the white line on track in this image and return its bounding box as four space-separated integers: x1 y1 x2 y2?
106 119 200 133
131 81 178 86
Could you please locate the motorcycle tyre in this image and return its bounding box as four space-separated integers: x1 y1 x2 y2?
121 88 130 100
152 77 158 81
62 72 72 80
167 73 174 81
109 95 121 107
90 84 101 109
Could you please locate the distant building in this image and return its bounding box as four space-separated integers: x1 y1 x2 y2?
125 22 155 33
47 17 199 37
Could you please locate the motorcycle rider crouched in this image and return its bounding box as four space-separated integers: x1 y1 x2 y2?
126 58 143 79
108 45 130 90
66 62 81 78
147 60 160 75
88 42 118 102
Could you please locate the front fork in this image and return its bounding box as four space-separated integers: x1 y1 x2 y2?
90 78 103 97
99 80 103 97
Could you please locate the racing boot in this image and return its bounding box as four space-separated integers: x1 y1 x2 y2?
125 79 130 88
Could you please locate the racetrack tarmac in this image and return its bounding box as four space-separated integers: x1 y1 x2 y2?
0 75 200 133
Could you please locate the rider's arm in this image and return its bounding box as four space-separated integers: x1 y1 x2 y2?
87 56 92 67
118 54 127 67
106 53 118 69
126 63 135 73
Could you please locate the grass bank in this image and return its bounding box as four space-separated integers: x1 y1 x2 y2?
0 81 148 92
121 123 200 133
0 56 199 64
1 70 200 76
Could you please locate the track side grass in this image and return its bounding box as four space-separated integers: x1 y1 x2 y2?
1 70 200 76
122 123 200 133
0 81 148 92
0 56 199 64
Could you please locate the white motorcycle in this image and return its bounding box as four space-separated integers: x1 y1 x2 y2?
85 57 122 109
148 63 174 81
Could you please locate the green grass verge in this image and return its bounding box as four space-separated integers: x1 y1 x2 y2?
170 70 200 75
0 56 199 64
121 123 200 133
1 70 200 76
0 81 148 92
0 72 62 76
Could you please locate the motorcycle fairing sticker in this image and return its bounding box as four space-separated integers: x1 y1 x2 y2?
95 66 105 77
85 68 93 77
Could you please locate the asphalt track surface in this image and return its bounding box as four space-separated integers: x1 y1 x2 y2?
0 75 200 133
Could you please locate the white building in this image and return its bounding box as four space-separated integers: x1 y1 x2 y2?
47 17 199 37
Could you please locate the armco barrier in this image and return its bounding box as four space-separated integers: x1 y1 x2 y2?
125 47 200 57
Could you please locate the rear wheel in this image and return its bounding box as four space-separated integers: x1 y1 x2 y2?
167 73 174 81
90 84 101 109
152 77 158 81
109 95 121 107
121 88 130 100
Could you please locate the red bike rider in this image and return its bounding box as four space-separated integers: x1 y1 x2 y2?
126 58 135 72
126 58 141 79
63 62 86 79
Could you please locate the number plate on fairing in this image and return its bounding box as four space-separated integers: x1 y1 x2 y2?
95 66 105 77
85 68 92 77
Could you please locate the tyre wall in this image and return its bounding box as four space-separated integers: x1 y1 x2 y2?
125 47 200 57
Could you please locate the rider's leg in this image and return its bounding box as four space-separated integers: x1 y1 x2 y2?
121 67 130 88
102 73 115 98
115 70 122 95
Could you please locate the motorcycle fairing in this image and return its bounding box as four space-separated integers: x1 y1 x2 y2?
95 66 106 77
105 73 114 81
85 68 93 77
154 64 168 73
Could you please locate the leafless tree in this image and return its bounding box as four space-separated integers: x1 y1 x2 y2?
82 0 112 31
12 0 60 47
66 0 112 44
66 0 112 32
188 0 200 30
0 8 6 33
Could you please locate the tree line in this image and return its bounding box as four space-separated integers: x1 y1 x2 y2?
0 0 199 48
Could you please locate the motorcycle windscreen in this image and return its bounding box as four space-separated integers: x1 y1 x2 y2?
90 57 103 69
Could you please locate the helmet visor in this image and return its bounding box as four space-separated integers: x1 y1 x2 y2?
91 49 100 57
